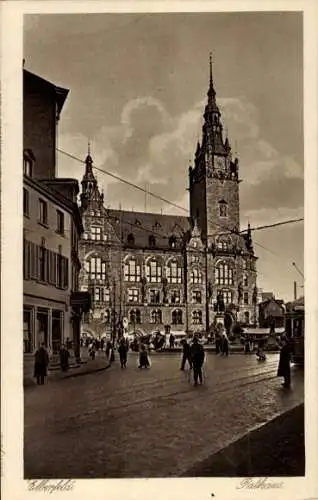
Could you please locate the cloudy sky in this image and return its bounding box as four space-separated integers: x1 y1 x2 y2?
24 11 304 301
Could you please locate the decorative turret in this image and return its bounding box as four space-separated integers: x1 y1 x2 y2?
80 142 103 212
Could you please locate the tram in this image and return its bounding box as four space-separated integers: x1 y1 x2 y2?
284 297 304 365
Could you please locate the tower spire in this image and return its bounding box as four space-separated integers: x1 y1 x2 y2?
209 52 213 87
207 51 216 101
88 139 91 156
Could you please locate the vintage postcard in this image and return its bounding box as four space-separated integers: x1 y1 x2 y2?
1 1 318 500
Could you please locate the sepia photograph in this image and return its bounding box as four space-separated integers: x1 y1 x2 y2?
2 3 318 497
21 10 306 480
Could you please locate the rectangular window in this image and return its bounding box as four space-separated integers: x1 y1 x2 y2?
124 260 141 282
94 287 101 302
91 226 102 241
147 261 162 283
23 188 29 217
57 253 69 289
103 288 110 303
23 309 32 353
39 245 47 282
56 210 64 235
23 239 31 280
192 290 202 304
167 262 182 284
244 292 249 305
150 289 160 304
128 289 139 303
243 274 248 287
222 290 232 305
170 290 181 304
39 199 48 225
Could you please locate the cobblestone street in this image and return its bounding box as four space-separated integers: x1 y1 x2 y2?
24 352 304 478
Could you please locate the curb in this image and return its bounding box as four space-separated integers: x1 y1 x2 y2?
63 363 111 380
24 362 111 388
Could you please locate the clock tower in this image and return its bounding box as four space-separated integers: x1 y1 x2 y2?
189 54 240 246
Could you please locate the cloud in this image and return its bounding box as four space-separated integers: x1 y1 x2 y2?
58 93 303 217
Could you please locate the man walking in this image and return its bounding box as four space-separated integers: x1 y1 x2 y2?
180 339 192 370
34 343 49 385
190 336 205 386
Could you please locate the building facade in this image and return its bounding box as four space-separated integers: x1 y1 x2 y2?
79 60 258 339
23 68 83 377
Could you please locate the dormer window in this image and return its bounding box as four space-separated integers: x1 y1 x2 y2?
169 236 177 249
127 233 135 245
23 149 35 177
149 235 156 247
219 200 228 217
23 158 33 177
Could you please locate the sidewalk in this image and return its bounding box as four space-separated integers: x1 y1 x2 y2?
24 353 111 388
181 403 305 477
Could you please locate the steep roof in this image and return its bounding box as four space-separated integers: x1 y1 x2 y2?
106 208 191 249
23 69 69 118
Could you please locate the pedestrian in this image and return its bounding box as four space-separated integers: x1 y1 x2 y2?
33 343 49 385
180 339 192 370
169 333 175 349
190 336 205 386
59 344 70 372
89 342 96 360
215 331 222 354
139 343 150 368
118 338 128 368
277 336 292 388
109 343 115 363
256 338 266 361
221 330 229 356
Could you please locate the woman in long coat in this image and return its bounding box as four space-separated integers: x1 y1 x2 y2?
34 343 49 385
118 338 128 368
221 331 229 356
277 336 291 388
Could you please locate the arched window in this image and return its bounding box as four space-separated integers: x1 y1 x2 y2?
169 236 177 249
149 235 156 247
192 310 202 325
150 309 162 324
172 309 183 325
127 233 135 245
219 200 228 217
85 256 107 282
244 311 250 324
192 290 202 304
243 273 248 287
190 268 202 284
166 260 182 284
124 259 141 282
130 309 141 325
215 262 233 285
146 259 162 283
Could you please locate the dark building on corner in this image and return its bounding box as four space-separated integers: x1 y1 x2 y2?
23 67 84 382
78 58 258 340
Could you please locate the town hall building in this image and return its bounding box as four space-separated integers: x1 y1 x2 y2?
78 58 258 340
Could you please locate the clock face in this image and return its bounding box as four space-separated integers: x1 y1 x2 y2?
215 156 225 170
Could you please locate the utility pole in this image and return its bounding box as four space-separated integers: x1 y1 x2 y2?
293 281 297 301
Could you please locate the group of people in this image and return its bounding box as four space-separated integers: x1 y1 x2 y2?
33 331 294 390
214 330 229 356
180 337 205 386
